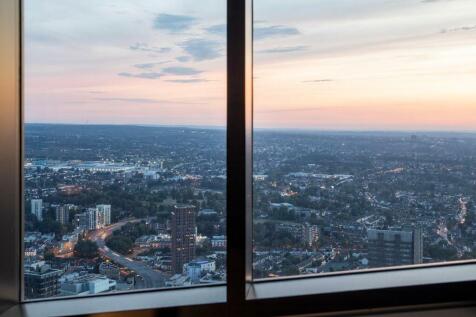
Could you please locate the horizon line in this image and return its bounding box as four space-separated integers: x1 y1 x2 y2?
24 122 476 134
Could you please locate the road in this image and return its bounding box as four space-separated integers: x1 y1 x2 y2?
89 219 166 289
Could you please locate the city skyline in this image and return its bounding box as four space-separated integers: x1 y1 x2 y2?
25 0 476 130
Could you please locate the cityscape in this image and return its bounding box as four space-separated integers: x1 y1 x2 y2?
24 124 226 299
24 124 476 299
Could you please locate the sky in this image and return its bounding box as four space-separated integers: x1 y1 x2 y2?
25 0 476 131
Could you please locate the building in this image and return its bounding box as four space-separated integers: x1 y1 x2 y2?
99 262 120 280
185 259 216 283
171 204 197 274
74 209 96 230
31 199 43 221
96 204 111 226
24 262 62 299
367 228 423 268
60 274 116 296
303 223 319 247
74 212 89 230
74 206 111 230
211 235 227 248
24 247 37 258
276 223 305 241
134 234 171 249
87 208 99 230
165 274 192 287
198 208 218 216
55 205 70 225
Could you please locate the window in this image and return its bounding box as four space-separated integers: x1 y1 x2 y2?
23 0 226 300
253 0 476 279
2 0 476 315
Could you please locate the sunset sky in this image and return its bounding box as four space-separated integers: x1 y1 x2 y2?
25 0 476 131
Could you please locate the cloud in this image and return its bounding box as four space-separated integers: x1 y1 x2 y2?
256 106 347 114
134 61 171 69
93 97 205 105
441 25 476 33
179 39 223 61
302 79 334 83
161 67 203 76
118 66 202 80
118 72 163 79
254 25 300 40
129 43 171 54
205 24 226 36
421 0 456 3
257 45 309 54
93 97 163 104
165 79 211 83
154 14 197 32
176 56 191 62
26 32 60 44
88 91 105 94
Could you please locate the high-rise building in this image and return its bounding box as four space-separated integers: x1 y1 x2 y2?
75 212 88 230
303 223 319 247
96 204 111 226
55 205 70 225
367 228 423 268
31 199 43 221
74 205 112 230
88 208 99 230
171 204 197 274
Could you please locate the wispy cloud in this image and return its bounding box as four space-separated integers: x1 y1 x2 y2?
118 72 163 79
134 61 171 69
179 38 223 61
205 24 226 36
302 79 334 83
257 45 309 54
165 79 211 83
93 97 163 104
441 25 476 33
161 66 203 76
421 0 456 3
254 25 300 40
118 66 202 79
154 14 197 32
26 31 61 44
93 97 205 105
129 43 171 54
256 106 346 114
176 56 191 62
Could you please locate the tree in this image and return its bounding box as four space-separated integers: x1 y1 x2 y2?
74 239 99 258
106 236 133 255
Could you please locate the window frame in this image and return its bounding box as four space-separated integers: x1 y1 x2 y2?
1 0 476 316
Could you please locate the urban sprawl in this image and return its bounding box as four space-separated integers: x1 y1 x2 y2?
24 124 476 298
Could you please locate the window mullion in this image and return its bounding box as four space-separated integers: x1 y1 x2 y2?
226 0 253 315
0 0 22 304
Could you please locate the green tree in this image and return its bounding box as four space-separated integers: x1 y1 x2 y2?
74 239 99 258
106 236 133 255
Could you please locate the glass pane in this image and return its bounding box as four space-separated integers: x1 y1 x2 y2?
24 0 226 300
253 0 476 279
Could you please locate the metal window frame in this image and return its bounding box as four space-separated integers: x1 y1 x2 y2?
0 0 22 305
2 0 476 316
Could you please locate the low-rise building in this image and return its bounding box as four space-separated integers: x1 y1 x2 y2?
60 274 116 296
185 259 216 283
165 274 191 287
211 235 226 248
134 234 171 248
99 262 120 280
